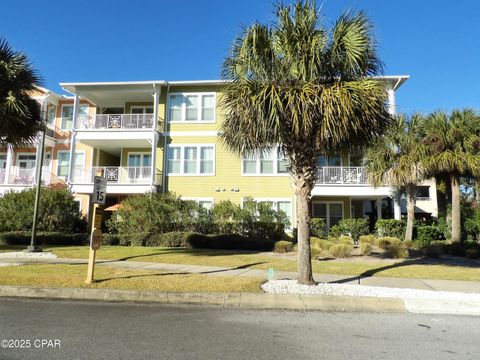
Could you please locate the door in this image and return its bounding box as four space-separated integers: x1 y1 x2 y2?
127 153 151 181
130 107 154 128
17 154 36 183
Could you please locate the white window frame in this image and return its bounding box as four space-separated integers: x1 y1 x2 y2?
241 147 289 176
126 152 152 167
416 186 431 201
61 104 89 130
56 150 86 178
312 201 344 228
130 106 154 114
167 92 216 123
167 144 215 176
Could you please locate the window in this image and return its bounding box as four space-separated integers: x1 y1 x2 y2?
182 198 214 211
167 145 215 175
47 105 56 125
242 146 288 175
56 151 85 177
127 153 151 180
168 93 216 122
318 154 342 167
247 198 293 227
61 105 88 130
131 106 153 114
312 202 343 228
416 186 430 200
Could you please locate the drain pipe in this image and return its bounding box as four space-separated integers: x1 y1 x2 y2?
161 83 170 193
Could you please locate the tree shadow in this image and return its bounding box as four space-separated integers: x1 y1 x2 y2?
94 261 266 283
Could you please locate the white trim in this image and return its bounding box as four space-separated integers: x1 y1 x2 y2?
130 105 154 114
167 92 216 124
166 144 216 176
161 131 219 137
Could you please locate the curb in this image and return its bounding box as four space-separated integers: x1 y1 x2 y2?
0 285 406 313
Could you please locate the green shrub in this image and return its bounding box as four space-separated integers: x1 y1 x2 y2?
310 237 334 251
328 244 353 258
102 233 120 246
375 219 406 239
359 235 376 245
416 225 445 248
465 248 479 259
0 232 88 246
402 240 414 250
422 244 443 258
310 218 326 238
339 235 353 245
274 240 294 253
328 219 369 243
0 188 86 233
384 243 408 259
376 237 401 250
360 243 373 256
310 246 324 259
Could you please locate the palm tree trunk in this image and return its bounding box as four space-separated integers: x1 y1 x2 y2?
296 175 315 285
451 176 461 243
405 186 416 242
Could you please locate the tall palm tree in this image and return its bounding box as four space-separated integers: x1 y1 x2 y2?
422 109 480 243
0 37 43 147
220 1 390 284
365 115 425 241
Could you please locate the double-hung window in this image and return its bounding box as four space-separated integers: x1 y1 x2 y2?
57 151 85 178
168 93 216 122
242 146 288 175
312 202 343 228
61 105 88 130
167 145 215 175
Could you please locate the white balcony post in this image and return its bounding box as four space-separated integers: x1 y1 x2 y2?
67 93 80 186
393 192 402 220
151 86 160 192
387 88 396 116
5 145 13 184
376 198 383 220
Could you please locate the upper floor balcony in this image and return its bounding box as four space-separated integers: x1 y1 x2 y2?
316 166 369 185
0 167 52 187
77 114 154 130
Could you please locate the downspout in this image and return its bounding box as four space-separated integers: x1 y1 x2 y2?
67 92 80 189
151 84 160 193
161 83 170 193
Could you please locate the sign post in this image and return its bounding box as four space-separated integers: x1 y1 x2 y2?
86 176 107 284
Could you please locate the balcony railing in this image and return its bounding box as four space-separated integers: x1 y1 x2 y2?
316 166 368 185
77 114 154 130
72 166 153 184
0 167 51 185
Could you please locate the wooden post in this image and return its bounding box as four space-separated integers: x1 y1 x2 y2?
85 204 103 284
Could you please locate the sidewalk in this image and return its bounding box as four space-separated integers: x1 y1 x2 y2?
1 255 480 294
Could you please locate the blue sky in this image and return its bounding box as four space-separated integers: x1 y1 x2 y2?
3 0 480 114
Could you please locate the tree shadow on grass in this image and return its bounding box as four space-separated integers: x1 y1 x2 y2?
94 261 266 283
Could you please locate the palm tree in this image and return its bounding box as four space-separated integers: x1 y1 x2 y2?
365 115 425 241
0 37 43 147
220 1 390 284
422 109 480 243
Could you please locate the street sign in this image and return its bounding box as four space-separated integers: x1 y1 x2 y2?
91 228 102 251
93 176 107 205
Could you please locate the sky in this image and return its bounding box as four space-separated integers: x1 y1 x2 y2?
2 0 480 114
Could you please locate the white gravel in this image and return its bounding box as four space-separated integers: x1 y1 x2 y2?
262 279 480 302
0 252 57 259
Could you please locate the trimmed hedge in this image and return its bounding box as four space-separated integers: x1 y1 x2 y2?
415 225 445 247
375 219 406 239
274 240 294 253
0 232 89 246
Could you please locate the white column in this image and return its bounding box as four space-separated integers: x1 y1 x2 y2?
67 93 80 186
150 86 160 193
5 145 13 184
393 191 402 220
387 88 396 115
376 198 382 220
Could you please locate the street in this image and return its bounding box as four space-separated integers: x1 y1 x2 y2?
0 298 478 360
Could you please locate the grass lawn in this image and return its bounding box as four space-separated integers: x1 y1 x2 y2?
0 264 262 292
43 246 480 282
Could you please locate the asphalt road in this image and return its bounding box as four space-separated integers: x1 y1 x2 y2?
0 298 478 360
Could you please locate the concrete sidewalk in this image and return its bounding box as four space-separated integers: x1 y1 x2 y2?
1 256 480 294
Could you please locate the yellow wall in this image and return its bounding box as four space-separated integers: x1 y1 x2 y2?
97 150 119 166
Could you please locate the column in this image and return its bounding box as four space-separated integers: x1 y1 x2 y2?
151 86 160 192
387 88 396 115
376 198 382 220
393 192 402 220
5 145 13 184
67 93 80 186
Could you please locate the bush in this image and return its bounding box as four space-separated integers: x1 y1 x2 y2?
465 248 479 259
0 188 86 233
339 235 353 245
328 219 369 244
422 244 443 258
360 243 373 256
376 237 401 250
274 240 294 253
415 225 445 248
385 243 408 259
310 218 326 238
102 233 120 246
375 219 406 239
402 240 414 250
0 232 88 246
328 244 353 258
310 237 334 251
444 243 467 257
359 235 376 245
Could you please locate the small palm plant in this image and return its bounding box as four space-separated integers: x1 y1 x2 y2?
365 115 425 241
220 1 391 284
0 37 43 147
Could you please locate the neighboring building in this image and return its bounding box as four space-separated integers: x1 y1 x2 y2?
0 77 438 228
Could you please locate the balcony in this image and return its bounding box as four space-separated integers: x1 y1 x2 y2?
77 114 154 130
72 166 153 184
316 166 368 185
0 167 51 185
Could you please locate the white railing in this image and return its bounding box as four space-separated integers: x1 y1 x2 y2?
77 114 154 130
316 166 368 185
72 166 152 184
0 167 51 185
